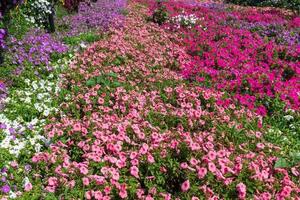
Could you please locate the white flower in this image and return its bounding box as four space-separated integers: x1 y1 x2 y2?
80 42 87 49
35 143 42 152
43 109 50 116
284 115 294 121
9 191 17 199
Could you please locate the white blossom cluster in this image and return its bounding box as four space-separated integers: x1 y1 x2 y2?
23 0 53 28
3 78 60 117
0 77 58 156
0 54 74 159
169 12 202 29
0 114 48 156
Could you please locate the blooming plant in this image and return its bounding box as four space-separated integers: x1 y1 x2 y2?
0 15 6 49
169 12 201 29
8 30 67 75
0 54 74 198
22 0 54 29
0 0 300 199
147 0 300 113
58 0 127 36
25 3 300 199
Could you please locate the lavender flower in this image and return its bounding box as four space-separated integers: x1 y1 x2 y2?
1 184 10 193
58 0 127 36
7 29 68 73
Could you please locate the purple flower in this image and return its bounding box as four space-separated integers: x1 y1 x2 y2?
9 127 15 134
1 167 8 173
1 185 10 193
7 29 68 73
24 164 32 172
0 123 7 129
59 0 127 36
1 176 7 182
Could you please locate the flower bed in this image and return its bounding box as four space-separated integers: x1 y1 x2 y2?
0 0 299 199
0 0 127 198
147 0 300 114
28 3 300 199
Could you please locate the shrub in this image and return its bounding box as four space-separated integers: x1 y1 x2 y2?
225 0 300 14
63 0 82 12
151 1 169 25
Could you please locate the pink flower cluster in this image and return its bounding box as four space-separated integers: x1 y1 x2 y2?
31 2 300 199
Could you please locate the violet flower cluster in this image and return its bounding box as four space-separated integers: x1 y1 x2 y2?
8 29 67 72
0 13 6 48
0 81 7 110
60 0 127 36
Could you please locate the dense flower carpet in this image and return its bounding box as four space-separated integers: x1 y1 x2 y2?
0 0 299 199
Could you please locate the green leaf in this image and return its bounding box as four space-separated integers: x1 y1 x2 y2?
112 81 121 87
96 76 105 84
108 72 118 78
86 78 96 87
274 158 289 168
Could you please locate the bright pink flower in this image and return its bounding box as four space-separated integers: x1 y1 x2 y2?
119 190 128 199
147 154 155 163
94 191 103 200
85 191 93 199
48 177 58 186
208 151 217 161
280 186 292 198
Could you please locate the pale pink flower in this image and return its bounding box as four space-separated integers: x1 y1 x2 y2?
24 182 32 191
180 162 189 169
190 157 198 166
130 166 139 178
236 182 246 199
208 162 217 173
181 180 190 192
197 167 207 179
73 123 81 131
82 177 90 186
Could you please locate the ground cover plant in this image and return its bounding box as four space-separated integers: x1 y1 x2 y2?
0 0 299 199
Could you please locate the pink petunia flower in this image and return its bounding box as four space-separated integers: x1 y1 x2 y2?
181 180 190 192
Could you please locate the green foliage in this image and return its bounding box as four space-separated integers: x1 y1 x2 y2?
6 8 32 39
147 111 189 131
151 2 169 25
225 0 300 14
262 97 300 167
55 3 69 19
63 32 103 46
86 72 119 88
